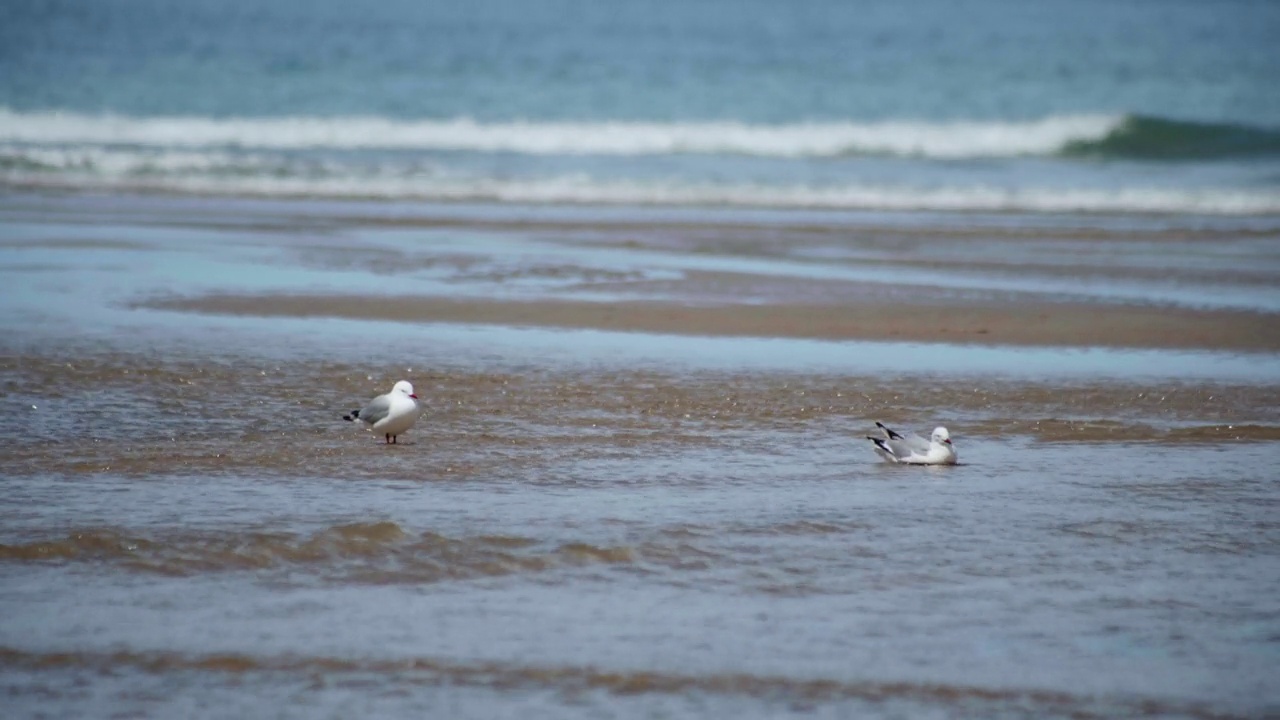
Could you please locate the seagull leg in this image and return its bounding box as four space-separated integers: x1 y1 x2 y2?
385 433 391 444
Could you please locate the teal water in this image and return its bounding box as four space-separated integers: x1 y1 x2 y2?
4 0 1279 123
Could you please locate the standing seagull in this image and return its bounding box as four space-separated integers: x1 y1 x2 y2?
867 422 957 465
343 380 421 444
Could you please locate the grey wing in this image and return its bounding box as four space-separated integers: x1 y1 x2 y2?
900 433 933 454
875 423 931 454
882 434 931 458
357 394 393 425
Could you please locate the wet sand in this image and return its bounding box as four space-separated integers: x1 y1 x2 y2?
3 351 1279 482
2 193 1279 719
81 193 1280 352
152 291 1279 351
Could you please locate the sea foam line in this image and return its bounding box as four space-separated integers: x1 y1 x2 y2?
6 168 1279 215
0 109 1124 159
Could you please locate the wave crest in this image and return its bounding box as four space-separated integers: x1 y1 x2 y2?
0 109 1128 159
1063 115 1280 160
6 110 1277 160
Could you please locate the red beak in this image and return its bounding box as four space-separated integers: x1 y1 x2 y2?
409 394 418 399
944 439 952 444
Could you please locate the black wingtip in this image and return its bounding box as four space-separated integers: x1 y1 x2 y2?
875 421 903 440
342 410 359 422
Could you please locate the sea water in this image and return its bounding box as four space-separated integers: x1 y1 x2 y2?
2 0 1279 214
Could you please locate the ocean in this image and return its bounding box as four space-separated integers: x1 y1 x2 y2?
3 0 1280 214
3 2 1280 719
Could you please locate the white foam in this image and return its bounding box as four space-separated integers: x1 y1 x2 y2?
6 158 1279 216
0 144 291 175
0 109 1124 159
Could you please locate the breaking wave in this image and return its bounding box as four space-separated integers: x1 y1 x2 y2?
3 109 1279 213
1063 115 1280 160
2 109 1277 159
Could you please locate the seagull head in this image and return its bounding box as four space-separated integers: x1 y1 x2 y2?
392 380 418 399
931 427 952 445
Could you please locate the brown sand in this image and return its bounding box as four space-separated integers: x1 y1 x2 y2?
147 293 1279 352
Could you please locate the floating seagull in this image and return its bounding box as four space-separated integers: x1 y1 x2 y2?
343 380 421 444
867 422 957 465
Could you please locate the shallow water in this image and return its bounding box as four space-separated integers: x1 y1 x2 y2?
2 193 1279 718
3 399 1278 718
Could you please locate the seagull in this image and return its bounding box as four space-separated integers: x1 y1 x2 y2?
343 380 421 444
867 422 957 465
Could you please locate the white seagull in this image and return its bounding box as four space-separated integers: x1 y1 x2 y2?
867 421 957 465
343 380 421 444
